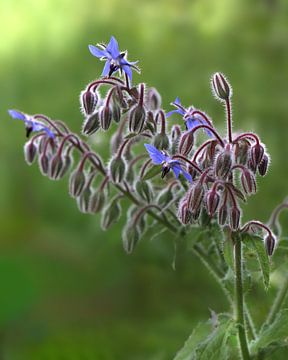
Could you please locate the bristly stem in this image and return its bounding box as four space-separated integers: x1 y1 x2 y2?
234 234 251 360
226 99 233 143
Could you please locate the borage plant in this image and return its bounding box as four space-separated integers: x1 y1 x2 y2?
8 36 288 359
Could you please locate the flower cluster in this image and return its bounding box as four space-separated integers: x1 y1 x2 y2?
8 37 276 255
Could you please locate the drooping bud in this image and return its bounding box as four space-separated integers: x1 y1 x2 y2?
258 154 269 176
191 207 201 221
38 154 50 175
136 180 154 203
241 169 257 195
80 89 98 115
218 204 228 226
178 200 192 225
251 143 264 166
77 186 92 214
229 206 241 230
109 156 126 183
145 111 157 135
101 197 122 230
215 148 232 179
69 169 86 197
146 87 162 110
264 233 276 256
211 72 231 101
234 140 249 165
110 131 123 155
187 182 204 213
153 133 170 150
128 104 146 133
49 154 64 180
179 131 194 156
122 224 140 254
112 101 121 123
247 158 257 173
206 190 220 217
89 190 105 213
171 125 182 143
82 112 100 136
99 105 112 130
24 141 37 165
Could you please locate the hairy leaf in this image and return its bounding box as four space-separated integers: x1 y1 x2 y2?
142 164 162 181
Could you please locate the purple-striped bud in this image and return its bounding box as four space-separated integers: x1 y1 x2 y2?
82 113 100 136
218 204 228 226
59 154 73 178
206 190 220 217
215 149 232 179
247 158 257 173
129 104 146 133
191 207 201 221
229 206 241 231
109 156 126 183
146 87 162 110
258 154 269 176
264 233 276 256
80 89 98 115
241 169 257 194
89 191 105 213
38 154 50 175
112 101 121 123
77 186 92 214
188 182 204 213
49 154 64 180
211 72 231 101
171 125 182 143
251 143 264 166
69 169 86 197
99 105 112 130
153 133 170 150
178 200 192 225
24 141 37 165
179 131 194 156
234 140 249 165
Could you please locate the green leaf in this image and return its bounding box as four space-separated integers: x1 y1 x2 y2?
250 309 288 357
174 315 235 360
242 233 270 290
142 164 162 181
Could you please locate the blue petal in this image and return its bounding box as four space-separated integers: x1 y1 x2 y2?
174 97 181 105
102 60 111 77
106 36 120 58
122 64 132 80
186 118 200 131
166 109 183 118
8 109 26 121
144 144 165 164
182 170 192 183
172 164 181 178
88 45 108 58
32 121 55 138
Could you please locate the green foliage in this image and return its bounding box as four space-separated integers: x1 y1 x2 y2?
142 164 163 181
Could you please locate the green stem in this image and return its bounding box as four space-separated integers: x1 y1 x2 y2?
262 276 288 329
234 236 251 360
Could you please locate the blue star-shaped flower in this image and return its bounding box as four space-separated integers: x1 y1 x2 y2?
144 143 192 182
88 36 139 81
8 110 55 138
166 97 212 136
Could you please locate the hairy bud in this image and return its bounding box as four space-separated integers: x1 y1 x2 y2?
178 200 192 225
99 105 112 130
49 154 64 180
80 89 98 115
69 169 86 197
264 233 276 256
59 154 73 178
153 133 170 150
136 180 154 203
234 140 249 165
258 154 269 176
241 170 257 195
211 72 231 101
77 186 92 214
89 191 105 213
179 131 194 156
229 206 241 230
122 224 140 254
206 190 220 217
101 197 121 230
251 143 264 166
129 104 146 133
38 154 50 175
146 87 162 110
218 204 228 226
109 156 126 183
24 141 37 165
82 113 100 136
112 101 121 123
188 182 204 213
215 148 232 179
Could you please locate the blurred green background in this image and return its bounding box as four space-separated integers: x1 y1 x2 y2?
1 0 288 358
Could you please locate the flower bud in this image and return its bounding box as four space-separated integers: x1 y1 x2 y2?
153 133 170 150
247 158 257 173
69 169 86 197
218 204 228 226
136 180 154 203
264 233 276 256
49 154 64 180
146 87 162 110
24 141 37 165
122 224 140 254
215 149 232 179
206 190 220 217
38 154 50 175
178 200 192 225
77 186 92 214
101 198 121 230
229 206 241 230
99 105 112 130
59 154 73 178
109 156 126 183
80 89 98 115
82 113 100 136
179 131 194 156
89 191 105 213
258 154 269 176
188 182 204 213
129 104 146 133
234 140 249 165
241 170 256 195
145 111 157 134
171 125 182 143
251 143 264 166
127 206 146 233
112 101 121 123
211 72 231 101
